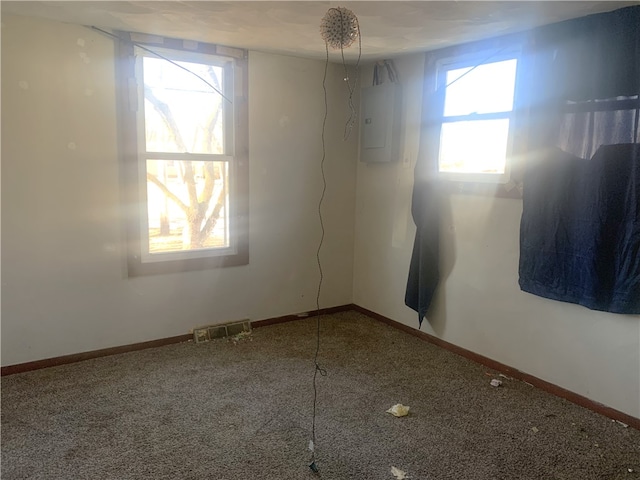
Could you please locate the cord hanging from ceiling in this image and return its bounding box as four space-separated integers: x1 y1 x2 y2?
373 60 399 86
309 6 361 475
320 7 362 140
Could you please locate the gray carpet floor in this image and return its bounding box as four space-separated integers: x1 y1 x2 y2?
2 311 639 479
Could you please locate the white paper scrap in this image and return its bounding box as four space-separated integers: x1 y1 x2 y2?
391 466 407 479
386 404 410 417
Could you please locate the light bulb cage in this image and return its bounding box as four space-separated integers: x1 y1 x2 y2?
320 7 360 50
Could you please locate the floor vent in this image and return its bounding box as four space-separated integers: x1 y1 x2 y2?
193 320 251 344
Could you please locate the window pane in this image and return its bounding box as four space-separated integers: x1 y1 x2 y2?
439 119 509 174
143 57 225 154
557 97 640 160
146 160 229 253
443 59 517 117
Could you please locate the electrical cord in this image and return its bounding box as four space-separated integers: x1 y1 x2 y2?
89 26 232 103
373 60 398 86
339 14 362 140
310 12 361 472
309 40 330 475
442 46 510 91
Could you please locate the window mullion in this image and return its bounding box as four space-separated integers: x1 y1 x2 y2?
145 152 234 162
442 111 512 123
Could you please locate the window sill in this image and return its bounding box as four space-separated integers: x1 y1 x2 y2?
439 178 523 199
127 247 248 277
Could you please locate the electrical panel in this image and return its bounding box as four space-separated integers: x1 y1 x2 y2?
359 82 402 163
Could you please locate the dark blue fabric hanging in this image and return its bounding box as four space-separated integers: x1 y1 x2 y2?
405 172 440 327
405 63 443 328
519 143 640 314
533 6 640 103
518 6 640 314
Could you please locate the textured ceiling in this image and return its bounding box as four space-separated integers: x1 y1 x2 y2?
3 1 639 62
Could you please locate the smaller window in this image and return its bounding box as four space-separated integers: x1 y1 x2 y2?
436 51 519 183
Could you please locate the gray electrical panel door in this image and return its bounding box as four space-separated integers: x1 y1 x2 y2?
359 82 401 163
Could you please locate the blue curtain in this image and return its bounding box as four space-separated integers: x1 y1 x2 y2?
405 52 443 327
405 164 440 328
518 6 640 314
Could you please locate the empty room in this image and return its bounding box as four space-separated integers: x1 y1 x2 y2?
1 2 639 479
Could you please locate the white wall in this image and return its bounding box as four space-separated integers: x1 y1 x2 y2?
1 14 357 366
353 53 640 418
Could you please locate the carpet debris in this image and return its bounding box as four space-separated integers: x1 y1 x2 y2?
229 331 252 345
532 426 539 433
490 379 502 387
615 420 629 428
386 404 410 417
308 440 314 452
391 466 408 479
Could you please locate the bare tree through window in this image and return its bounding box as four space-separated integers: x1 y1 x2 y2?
142 57 229 253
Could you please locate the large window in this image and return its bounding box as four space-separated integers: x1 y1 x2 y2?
435 50 520 184
116 34 248 276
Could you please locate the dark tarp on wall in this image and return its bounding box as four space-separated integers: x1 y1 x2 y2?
405 57 443 327
405 169 440 328
532 6 640 104
519 6 640 314
519 143 640 314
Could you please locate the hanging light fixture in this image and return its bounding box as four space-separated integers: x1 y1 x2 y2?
320 6 360 50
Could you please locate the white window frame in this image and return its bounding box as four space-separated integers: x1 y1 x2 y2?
116 33 249 276
435 47 521 184
135 47 235 263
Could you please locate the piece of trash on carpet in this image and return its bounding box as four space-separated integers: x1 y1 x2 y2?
391 466 407 479
615 420 629 428
229 330 253 345
386 404 410 417
490 379 502 387
531 426 539 433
